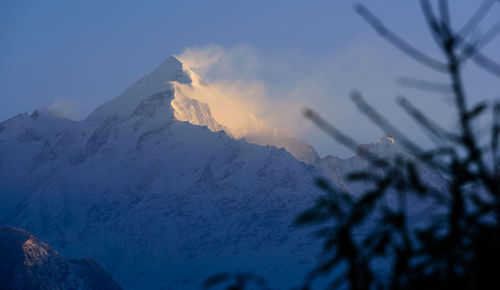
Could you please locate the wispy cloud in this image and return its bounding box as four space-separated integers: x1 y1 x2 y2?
176 39 464 158
177 45 313 140
45 99 80 119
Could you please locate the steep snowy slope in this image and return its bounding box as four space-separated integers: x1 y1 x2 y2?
0 226 121 290
0 56 327 288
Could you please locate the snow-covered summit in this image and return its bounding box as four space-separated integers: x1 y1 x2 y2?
377 133 395 145
83 55 319 164
86 55 194 122
83 55 227 136
355 133 402 158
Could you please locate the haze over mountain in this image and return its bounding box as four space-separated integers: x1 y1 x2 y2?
0 56 446 288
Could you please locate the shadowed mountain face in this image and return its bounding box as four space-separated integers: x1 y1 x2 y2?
0 56 446 288
0 226 121 290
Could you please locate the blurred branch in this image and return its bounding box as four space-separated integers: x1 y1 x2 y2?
303 108 359 152
354 3 448 72
419 0 447 47
458 20 500 77
396 96 456 146
299 1 500 289
471 52 500 77
438 0 452 39
492 102 500 168
396 96 455 139
461 19 500 53
350 91 423 155
397 77 452 94
458 0 495 39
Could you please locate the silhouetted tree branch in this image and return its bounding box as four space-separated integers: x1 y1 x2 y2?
297 1 500 289
206 1 500 289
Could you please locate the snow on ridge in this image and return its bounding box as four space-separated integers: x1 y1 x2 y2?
80 54 319 164
85 56 191 122
82 55 225 134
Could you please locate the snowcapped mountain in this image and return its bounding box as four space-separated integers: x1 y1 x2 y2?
88 55 319 164
0 56 327 288
0 225 121 290
0 55 446 288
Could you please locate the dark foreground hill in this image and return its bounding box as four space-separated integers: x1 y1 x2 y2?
0 225 121 290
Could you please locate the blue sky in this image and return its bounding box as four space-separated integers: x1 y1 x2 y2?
1 1 499 157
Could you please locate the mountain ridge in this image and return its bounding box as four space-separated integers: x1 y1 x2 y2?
0 56 329 288
0 55 447 289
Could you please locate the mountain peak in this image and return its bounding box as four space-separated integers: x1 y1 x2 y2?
150 55 190 83
85 55 199 122
355 134 401 158
377 133 395 145
164 54 183 65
